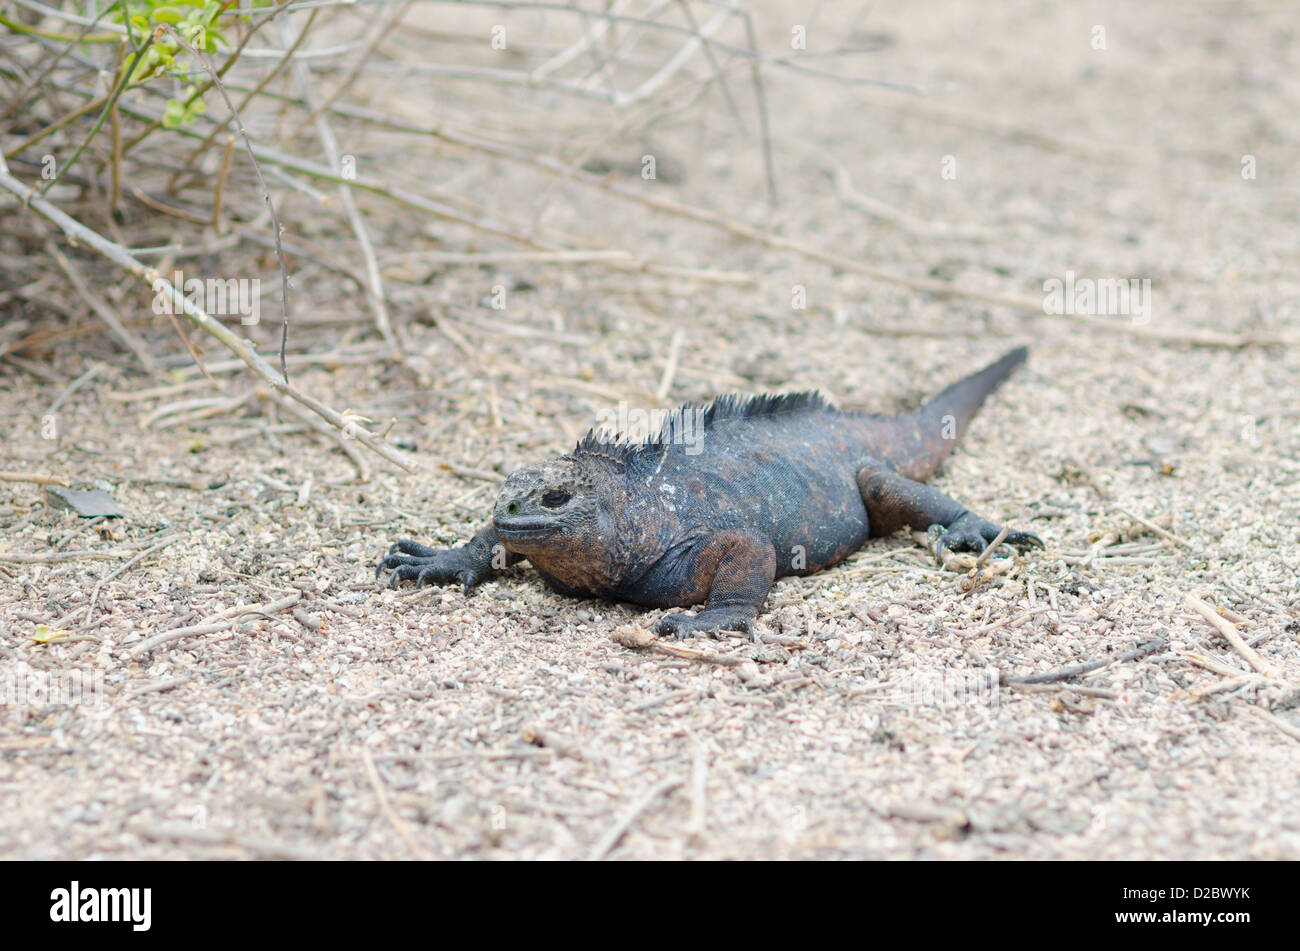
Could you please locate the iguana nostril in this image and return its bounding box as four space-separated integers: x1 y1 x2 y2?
506 500 520 516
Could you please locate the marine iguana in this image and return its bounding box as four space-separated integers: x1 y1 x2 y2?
378 347 1041 636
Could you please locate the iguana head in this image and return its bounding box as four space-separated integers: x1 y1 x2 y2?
492 457 612 559
491 438 665 594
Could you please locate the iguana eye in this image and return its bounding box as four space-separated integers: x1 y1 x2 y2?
541 490 571 508
506 500 520 515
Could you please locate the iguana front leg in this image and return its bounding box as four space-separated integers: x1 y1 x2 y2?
856 467 1042 556
653 530 777 638
376 524 521 593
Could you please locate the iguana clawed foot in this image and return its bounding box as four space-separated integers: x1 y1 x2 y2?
930 513 1043 558
654 607 754 639
376 539 487 594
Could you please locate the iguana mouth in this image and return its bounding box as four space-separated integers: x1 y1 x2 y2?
494 519 558 539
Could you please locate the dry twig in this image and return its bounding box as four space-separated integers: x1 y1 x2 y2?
588 776 682 861
1002 636 1166 686
1185 593 1278 677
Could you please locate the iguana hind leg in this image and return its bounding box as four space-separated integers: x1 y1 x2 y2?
856 467 1042 556
653 530 777 638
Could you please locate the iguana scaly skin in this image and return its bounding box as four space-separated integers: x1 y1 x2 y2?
378 347 1041 636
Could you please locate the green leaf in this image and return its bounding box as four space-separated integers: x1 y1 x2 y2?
163 98 186 129
30 625 69 644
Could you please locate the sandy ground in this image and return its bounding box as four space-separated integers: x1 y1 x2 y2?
1 1 1298 859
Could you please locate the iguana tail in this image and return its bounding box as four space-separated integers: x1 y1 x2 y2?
856 347 1029 482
